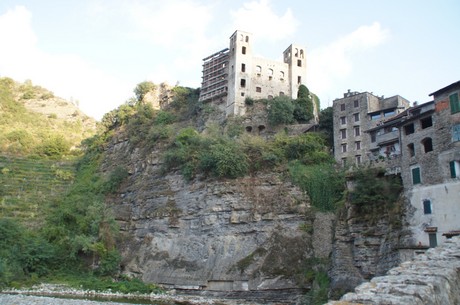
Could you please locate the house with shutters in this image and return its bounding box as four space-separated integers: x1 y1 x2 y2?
355 80 460 247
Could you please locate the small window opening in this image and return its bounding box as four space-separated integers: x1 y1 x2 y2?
242 46 246 54
340 104 346 111
422 137 433 153
423 199 432 214
256 87 261 93
240 79 246 88
258 125 265 133
354 100 359 107
245 35 249 42
297 76 301 84
241 63 246 72
245 126 252 132
297 59 302 67
421 116 433 129
404 123 415 135
408 143 415 157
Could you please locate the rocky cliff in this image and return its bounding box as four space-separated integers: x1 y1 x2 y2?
329 186 412 297
101 135 335 303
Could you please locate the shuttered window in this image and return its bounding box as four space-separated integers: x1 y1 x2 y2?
450 93 460 114
412 167 421 184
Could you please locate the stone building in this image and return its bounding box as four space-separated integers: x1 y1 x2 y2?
332 90 410 166
199 30 307 116
353 81 460 247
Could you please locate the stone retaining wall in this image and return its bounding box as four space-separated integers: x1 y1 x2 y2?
327 236 460 305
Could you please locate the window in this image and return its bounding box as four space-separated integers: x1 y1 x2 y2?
412 167 421 185
280 71 284 80
429 233 437 248
422 137 433 153
354 113 360 122
340 129 347 139
452 124 460 142
340 104 346 111
241 63 246 72
279 91 284 96
245 35 249 42
420 116 433 129
340 116 346 124
371 132 376 143
384 110 395 117
450 160 460 178
256 87 261 93
450 93 460 114
300 49 304 58
241 92 245 96
355 141 361 150
256 65 262 74
354 100 359 108
341 143 347 153
242 46 246 54
404 123 415 135
297 59 302 67
240 79 246 87
355 155 361 165
341 158 347 166
268 68 273 76
370 113 381 120
297 76 301 84
423 199 432 214
354 126 360 137
408 143 415 157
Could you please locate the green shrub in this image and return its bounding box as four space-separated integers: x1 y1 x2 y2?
199 142 249 178
154 110 176 125
37 135 71 157
349 168 402 208
102 166 128 194
267 96 295 126
289 161 344 212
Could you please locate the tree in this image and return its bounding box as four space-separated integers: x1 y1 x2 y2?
293 85 314 123
267 96 295 126
318 107 334 148
134 81 156 102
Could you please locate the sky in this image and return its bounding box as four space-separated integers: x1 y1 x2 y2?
0 0 459 120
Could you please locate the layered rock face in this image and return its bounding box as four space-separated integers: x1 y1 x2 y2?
327 236 460 305
102 138 334 301
329 199 411 296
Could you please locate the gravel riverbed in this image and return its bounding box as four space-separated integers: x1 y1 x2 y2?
0 284 260 305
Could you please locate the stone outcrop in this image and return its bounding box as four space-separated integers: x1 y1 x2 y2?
101 136 335 303
327 236 460 305
329 196 412 297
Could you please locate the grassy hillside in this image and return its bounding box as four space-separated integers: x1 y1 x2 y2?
0 77 96 157
0 155 75 226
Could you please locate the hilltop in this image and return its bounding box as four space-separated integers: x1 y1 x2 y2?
0 77 96 157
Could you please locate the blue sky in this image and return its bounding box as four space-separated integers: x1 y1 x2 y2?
0 0 459 120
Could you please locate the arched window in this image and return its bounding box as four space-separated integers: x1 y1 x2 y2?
245 35 249 42
422 137 433 153
256 65 262 74
300 49 304 59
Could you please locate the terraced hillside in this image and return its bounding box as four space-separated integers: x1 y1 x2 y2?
0 155 75 226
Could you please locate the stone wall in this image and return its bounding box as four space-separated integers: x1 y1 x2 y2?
327 236 460 305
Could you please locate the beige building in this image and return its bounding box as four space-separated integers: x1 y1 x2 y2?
199 30 307 116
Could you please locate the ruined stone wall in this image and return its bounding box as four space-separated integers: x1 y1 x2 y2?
327 236 460 305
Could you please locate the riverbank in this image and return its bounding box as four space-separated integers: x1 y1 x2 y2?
0 284 261 305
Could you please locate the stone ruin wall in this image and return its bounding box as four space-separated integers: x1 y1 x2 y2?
327 236 460 305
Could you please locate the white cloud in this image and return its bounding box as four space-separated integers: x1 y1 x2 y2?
0 5 132 120
308 22 390 107
230 0 299 42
